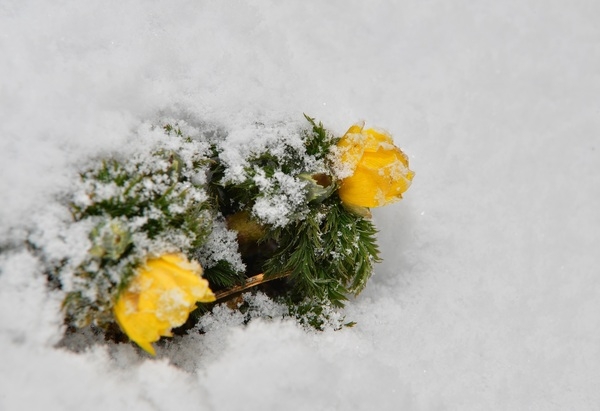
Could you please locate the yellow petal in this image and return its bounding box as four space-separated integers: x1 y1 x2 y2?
359 149 401 170
113 296 164 355
362 128 394 152
136 341 156 356
337 133 366 172
113 253 215 355
336 124 414 208
344 123 364 135
338 165 386 208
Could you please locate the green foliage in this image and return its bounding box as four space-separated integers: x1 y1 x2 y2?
205 115 382 318
264 196 381 309
203 259 245 289
208 115 337 225
284 295 355 331
63 127 216 328
303 114 338 159
49 114 393 338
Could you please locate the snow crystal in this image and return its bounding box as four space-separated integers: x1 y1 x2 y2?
25 204 95 276
327 145 354 180
251 171 310 226
252 195 295 227
196 215 245 273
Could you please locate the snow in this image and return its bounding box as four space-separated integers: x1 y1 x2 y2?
1 0 600 410
196 216 246 272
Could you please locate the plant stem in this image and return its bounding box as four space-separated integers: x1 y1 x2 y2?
214 271 290 301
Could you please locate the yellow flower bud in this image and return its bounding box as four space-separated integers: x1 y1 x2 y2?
113 253 215 355
336 123 414 208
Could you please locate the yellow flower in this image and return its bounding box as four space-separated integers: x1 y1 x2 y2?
336 123 414 208
113 253 215 355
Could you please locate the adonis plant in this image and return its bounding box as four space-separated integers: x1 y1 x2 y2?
38 115 414 355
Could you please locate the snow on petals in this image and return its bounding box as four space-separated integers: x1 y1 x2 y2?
335 123 414 208
113 253 216 355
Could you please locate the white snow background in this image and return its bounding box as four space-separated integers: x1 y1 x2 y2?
1 0 599 409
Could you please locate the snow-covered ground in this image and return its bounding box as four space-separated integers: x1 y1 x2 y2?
1 0 599 409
